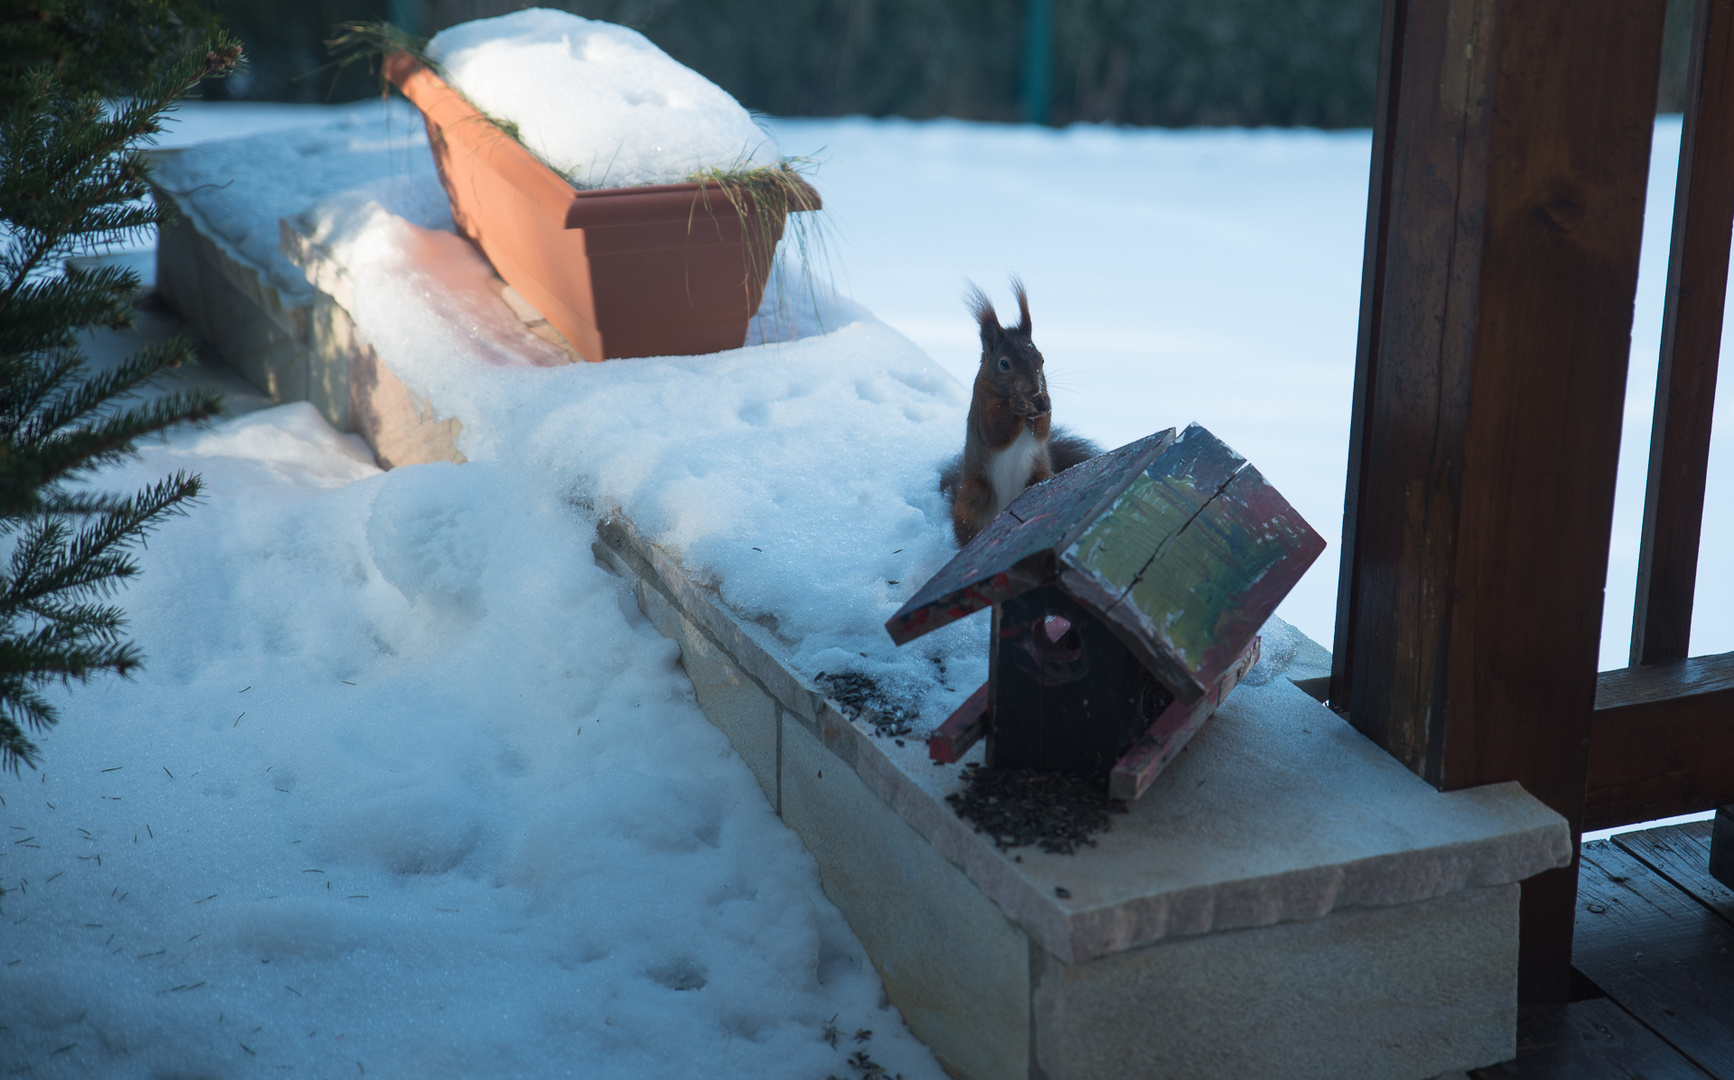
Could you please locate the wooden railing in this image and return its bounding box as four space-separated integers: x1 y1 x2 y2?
1588 0 1734 834
1329 0 1732 1005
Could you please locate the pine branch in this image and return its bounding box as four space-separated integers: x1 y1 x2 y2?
0 630 142 774
2 15 239 775
4 472 201 612
0 629 142 683
0 687 55 774
1 38 239 297
2 338 217 522
25 599 128 644
0 348 83 437
18 335 202 447
21 387 220 501
34 489 135 519
0 268 134 356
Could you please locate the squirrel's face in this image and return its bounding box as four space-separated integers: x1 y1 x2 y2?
981 327 1046 400
969 280 1049 408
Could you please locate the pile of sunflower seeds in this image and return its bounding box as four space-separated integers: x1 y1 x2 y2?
945 764 1123 854
815 670 918 738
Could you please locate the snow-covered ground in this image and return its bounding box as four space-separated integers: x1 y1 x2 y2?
3 98 1729 1075
1 405 941 1078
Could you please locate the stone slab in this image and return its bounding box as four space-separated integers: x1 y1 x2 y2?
157 185 1566 1078
281 215 465 468
155 201 315 413
596 515 1573 965
596 519 1532 1079
634 571 780 809
781 713 1032 1080
153 184 466 468
1034 883 1519 1080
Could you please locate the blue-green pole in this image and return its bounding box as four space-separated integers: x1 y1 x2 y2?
1021 0 1052 125
387 0 421 37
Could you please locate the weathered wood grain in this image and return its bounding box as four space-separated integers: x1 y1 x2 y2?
1572 839 1734 1076
1613 820 1734 927
928 682 989 764
1471 998 1715 1080
1333 0 1670 1003
884 428 1175 646
1108 637 1260 801
1632 0 1734 665
1588 651 1734 830
1715 807 1734 889
1332 0 1407 711
1061 424 1323 704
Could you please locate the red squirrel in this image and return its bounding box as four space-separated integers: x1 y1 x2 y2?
941 279 1099 546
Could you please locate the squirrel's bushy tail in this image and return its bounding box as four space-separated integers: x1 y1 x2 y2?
938 452 963 499
1049 428 1101 473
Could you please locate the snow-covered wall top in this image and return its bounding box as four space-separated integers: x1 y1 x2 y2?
425 9 777 190
298 182 986 728
153 108 983 728
150 103 446 299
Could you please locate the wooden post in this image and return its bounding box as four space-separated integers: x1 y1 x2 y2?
1332 0 1668 1004
1329 0 1404 708
1631 0 1734 665
1712 806 1734 888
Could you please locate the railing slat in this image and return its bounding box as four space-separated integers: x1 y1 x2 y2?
1589 650 1734 830
1631 0 1734 666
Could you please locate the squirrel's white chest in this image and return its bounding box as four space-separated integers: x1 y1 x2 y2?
987 428 1043 515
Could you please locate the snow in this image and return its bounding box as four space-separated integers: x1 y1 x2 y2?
302 190 981 720
426 10 776 189
154 100 393 151
149 102 445 299
9 94 1732 1074
774 119 1369 660
0 401 941 1078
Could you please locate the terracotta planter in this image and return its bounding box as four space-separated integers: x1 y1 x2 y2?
385 53 819 361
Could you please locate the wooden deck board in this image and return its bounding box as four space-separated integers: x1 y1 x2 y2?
1572 837 1734 1077
1614 820 1734 927
1471 999 1715 1079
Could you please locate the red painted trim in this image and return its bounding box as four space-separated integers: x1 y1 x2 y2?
928 682 990 763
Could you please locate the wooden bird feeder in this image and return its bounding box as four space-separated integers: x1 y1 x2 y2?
886 423 1325 800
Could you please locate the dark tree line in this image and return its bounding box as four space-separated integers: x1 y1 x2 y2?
210 0 1698 127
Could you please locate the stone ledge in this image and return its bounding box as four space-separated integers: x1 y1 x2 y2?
1035 884 1521 1080
595 512 1570 965
594 516 1541 1079
151 188 467 469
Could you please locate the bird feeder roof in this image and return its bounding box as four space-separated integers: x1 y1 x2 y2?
887 423 1325 704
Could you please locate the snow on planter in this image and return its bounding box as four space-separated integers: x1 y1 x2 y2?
424 9 777 189
385 52 817 364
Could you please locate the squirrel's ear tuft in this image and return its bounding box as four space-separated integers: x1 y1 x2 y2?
1010 275 1031 336
965 282 1002 350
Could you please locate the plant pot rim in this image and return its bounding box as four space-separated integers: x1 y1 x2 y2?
384 52 819 230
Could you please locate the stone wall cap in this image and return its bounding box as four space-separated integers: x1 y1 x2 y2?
602 518 1572 964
